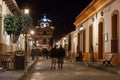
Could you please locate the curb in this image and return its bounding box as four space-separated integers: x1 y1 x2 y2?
19 58 39 80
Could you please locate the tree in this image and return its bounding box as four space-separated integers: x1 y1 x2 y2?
22 14 33 34
4 14 17 35
4 14 33 43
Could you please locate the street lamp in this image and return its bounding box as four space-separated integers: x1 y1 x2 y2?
30 30 34 35
24 9 29 15
30 30 35 48
24 9 29 58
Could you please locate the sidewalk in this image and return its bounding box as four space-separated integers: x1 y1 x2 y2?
84 62 120 75
72 60 120 75
0 57 38 80
66 57 120 75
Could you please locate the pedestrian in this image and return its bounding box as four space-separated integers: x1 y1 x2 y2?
50 45 58 69
31 49 35 60
42 48 49 59
76 50 83 61
57 45 66 69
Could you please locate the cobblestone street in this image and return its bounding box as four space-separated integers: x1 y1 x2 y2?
1 0 120 80
27 58 120 80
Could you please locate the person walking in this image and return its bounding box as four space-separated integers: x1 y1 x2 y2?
57 45 66 69
50 45 58 69
31 49 35 61
42 48 49 59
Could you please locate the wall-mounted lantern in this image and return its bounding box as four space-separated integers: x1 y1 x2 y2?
79 27 84 31
101 11 104 16
92 18 94 22
63 37 66 40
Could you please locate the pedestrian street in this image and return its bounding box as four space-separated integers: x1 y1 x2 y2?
27 58 120 80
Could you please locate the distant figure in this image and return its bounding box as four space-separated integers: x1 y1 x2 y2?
57 45 66 69
34 48 40 57
31 49 35 60
76 50 83 61
42 48 49 59
50 45 58 69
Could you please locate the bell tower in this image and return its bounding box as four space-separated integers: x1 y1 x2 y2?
35 15 54 50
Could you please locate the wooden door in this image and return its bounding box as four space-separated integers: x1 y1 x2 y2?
98 22 103 59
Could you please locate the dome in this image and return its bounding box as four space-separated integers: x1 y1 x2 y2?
41 15 51 22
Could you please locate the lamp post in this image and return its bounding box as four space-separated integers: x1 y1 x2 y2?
24 9 29 59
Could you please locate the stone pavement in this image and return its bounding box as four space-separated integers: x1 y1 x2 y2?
0 57 38 80
83 62 120 75
1 57 120 80
26 58 120 80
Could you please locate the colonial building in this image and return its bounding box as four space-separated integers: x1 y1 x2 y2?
0 0 21 53
0 0 25 70
74 0 120 66
35 15 54 51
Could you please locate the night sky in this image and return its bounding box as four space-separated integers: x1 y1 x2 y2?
15 0 92 39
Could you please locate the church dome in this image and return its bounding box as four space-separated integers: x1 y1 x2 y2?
41 15 51 22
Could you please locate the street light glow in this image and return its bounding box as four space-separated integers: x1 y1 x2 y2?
24 9 29 14
63 37 66 40
80 27 84 31
30 30 34 35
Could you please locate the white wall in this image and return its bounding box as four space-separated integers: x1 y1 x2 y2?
1 1 12 45
75 0 120 53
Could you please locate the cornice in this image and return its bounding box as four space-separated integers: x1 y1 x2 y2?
74 0 115 27
3 0 21 14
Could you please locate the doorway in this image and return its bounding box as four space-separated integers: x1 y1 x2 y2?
77 32 80 52
98 22 104 59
